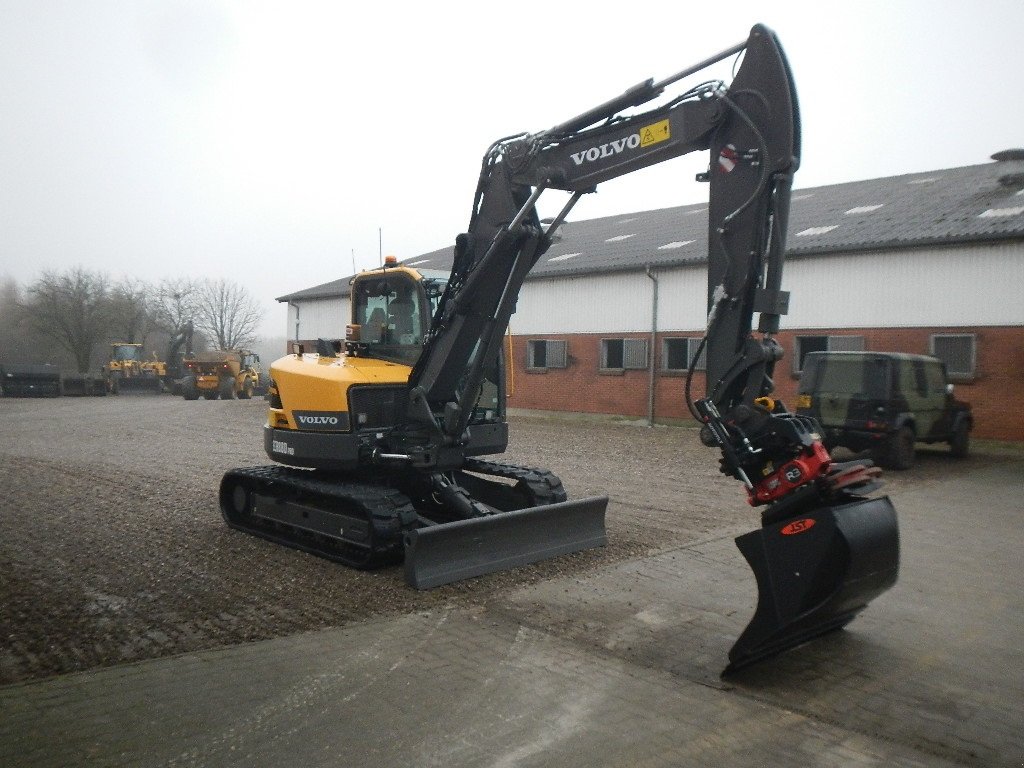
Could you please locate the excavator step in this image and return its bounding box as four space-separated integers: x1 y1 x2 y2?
404 495 608 589
725 494 899 674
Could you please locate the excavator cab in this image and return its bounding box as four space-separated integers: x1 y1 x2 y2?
111 343 143 363
348 268 439 363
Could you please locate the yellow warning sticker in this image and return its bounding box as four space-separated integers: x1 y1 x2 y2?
639 119 671 148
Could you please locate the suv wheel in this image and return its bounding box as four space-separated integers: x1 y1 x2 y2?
885 426 916 470
949 421 970 458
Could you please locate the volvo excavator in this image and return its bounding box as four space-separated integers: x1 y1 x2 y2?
221 24 899 671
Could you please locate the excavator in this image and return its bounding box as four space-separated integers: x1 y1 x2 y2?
221 24 899 671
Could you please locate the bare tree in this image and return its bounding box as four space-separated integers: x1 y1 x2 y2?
24 268 115 373
0 277 46 363
152 277 199 334
193 278 261 350
108 277 154 344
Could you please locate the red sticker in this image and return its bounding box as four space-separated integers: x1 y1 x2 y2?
781 518 816 535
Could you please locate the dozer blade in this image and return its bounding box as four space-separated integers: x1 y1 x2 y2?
404 496 608 589
725 495 899 674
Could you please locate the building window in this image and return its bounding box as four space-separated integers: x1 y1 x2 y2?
663 337 706 372
930 333 976 379
601 338 648 370
793 335 865 372
527 339 567 370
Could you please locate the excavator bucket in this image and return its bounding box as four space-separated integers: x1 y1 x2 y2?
725 495 899 674
0 364 62 397
61 374 106 396
112 376 163 394
404 496 608 589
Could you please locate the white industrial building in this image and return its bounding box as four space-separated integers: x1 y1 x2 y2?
278 153 1024 441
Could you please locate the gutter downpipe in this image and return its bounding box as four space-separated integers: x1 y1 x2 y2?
645 265 658 427
289 302 300 350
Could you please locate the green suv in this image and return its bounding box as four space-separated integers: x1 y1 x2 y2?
795 351 972 470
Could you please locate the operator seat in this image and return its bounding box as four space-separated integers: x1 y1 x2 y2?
365 308 387 343
389 301 414 338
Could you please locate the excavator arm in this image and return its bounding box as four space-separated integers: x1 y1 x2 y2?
396 24 898 670
402 25 799 463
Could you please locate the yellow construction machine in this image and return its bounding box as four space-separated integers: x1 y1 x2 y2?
181 349 262 400
104 342 165 394
220 24 899 672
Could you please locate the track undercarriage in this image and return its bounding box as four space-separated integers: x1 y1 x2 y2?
220 458 608 586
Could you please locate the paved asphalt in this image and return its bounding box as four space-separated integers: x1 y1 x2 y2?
2 452 1022 767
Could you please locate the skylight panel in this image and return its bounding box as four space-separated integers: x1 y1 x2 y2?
605 234 637 242
657 241 694 250
978 206 1024 218
796 225 839 237
845 204 884 215
548 252 582 262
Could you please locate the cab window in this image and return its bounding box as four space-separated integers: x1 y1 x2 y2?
353 273 427 365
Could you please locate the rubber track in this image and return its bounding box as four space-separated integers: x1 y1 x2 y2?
462 458 569 507
221 465 418 569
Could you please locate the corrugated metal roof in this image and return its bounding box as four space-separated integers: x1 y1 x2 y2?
277 155 1024 302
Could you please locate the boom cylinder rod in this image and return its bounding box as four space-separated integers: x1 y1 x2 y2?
651 39 746 92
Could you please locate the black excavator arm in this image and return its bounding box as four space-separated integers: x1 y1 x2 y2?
399 25 800 467
393 24 898 670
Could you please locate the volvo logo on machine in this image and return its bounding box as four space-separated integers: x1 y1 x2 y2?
293 410 350 431
569 119 671 166
570 135 641 165
299 415 338 425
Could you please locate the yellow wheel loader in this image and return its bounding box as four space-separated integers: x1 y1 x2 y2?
104 343 164 394
220 24 899 672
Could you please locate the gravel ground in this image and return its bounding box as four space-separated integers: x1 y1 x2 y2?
0 394 1007 685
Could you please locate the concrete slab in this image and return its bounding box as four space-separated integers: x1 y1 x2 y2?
1 452 1021 767
0 607 965 768
500 458 1024 766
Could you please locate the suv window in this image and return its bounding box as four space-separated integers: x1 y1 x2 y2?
806 355 889 399
924 361 946 395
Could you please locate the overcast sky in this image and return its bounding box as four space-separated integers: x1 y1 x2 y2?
1 0 1022 339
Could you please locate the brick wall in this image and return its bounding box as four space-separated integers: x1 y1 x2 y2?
508 327 1024 441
